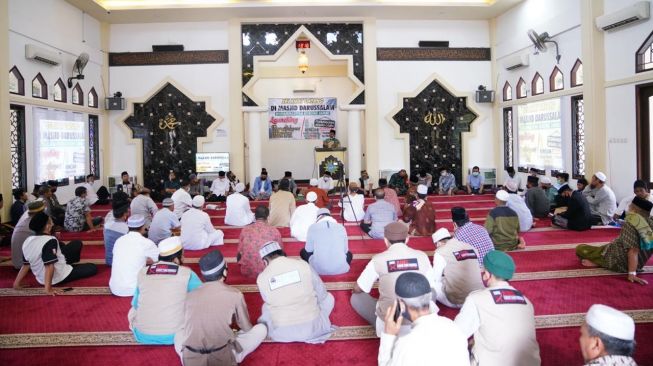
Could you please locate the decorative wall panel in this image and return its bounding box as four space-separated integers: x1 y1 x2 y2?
392 80 477 186
124 83 216 189
10 105 27 189
241 23 364 105
571 95 585 179
377 47 491 61
109 50 228 66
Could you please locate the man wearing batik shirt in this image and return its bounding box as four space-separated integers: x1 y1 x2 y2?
237 206 283 278
579 304 638 366
438 167 457 196
64 186 103 232
451 207 494 266
322 129 340 149
389 170 409 196
576 196 653 285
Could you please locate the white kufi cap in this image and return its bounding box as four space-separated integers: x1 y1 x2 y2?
431 227 452 244
495 190 510 201
417 184 428 195
586 304 635 341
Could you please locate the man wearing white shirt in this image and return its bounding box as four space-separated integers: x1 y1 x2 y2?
225 183 255 227
209 171 230 202
81 174 99 206
339 182 365 222
289 191 319 242
583 172 617 225
505 181 533 232
180 195 224 250
148 198 180 244
109 215 159 297
317 172 334 193
378 272 469 366
171 181 193 219
504 167 523 192
130 188 158 227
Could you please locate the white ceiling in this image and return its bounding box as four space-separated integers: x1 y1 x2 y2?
66 0 523 23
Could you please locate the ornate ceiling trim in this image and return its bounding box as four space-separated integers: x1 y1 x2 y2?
109 50 229 67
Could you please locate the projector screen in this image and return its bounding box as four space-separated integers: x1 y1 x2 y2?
517 98 562 170
196 152 230 174
33 108 87 183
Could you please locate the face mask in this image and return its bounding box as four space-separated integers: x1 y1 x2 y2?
472 172 479 177
441 172 447 177
557 179 563 184
324 177 329 180
509 173 515 178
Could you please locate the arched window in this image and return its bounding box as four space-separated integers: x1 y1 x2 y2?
53 78 67 102
503 81 512 101
32 73 47 99
516 78 527 99
72 83 83 105
636 30 653 73
9 66 24 95
88 87 98 108
549 66 564 91
532 72 544 95
571 59 583 87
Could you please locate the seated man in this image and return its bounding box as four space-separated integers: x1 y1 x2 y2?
524 176 550 218
148 198 181 245
466 166 484 195
164 171 181 198
289 191 319 242
116 171 137 198
339 182 365 222
582 172 617 225
438 167 457 196
225 183 255 227
485 190 525 251
614 179 653 220
46 181 66 226
81 174 99 206
175 250 267 365
322 129 340 149
10 188 27 226
351 222 435 337
238 206 283 278
282 171 298 196
64 186 103 232
552 184 592 231
250 170 272 201
417 169 433 193
301 208 351 275
579 304 638 366
268 179 296 227
540 177 557 208
454 251 541 366
187 174 204 198
209 171 230 202
130 188 158 227
402 184 436 236
13 212 97 295
389 169 409 196
304 178 329 208
109 215 159 297
577 177 589 192
256 241 335 343
180 196 224 250
128 237 202 344
317 172 334 193
505 181 533 232
451 207 494 266
576 196 653 285
379 272 469 366
431 228 484 309
379 178 402 218
103 201 130 266
359 170 373 197
361 189 398 239
11 200 45 270
172 180 193 219
504 167 523 192
555 172 570 189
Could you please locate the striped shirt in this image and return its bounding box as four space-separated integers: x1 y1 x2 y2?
454 222 494 266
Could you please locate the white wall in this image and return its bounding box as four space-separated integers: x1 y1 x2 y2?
375 20 494 178
8 0 105 204
108 21 230 182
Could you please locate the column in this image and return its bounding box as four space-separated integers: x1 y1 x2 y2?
0 0 10 220
243 107 266 186
341 105 365 183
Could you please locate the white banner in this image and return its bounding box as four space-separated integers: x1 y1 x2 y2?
517 98 562 169
268 97 337 140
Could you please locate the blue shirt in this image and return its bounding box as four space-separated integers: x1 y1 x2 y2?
148 208 180 244
252 177 272 195
439 174 457 191
103 220 129 266
467 174 484 189
363 200 397 239
305 218 350 275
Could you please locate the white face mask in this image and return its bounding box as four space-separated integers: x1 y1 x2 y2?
441 172 447 177
472 172 479 177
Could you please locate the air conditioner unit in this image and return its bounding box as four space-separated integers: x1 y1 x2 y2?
25 44 61 66
596 1 650 31
502 53 529 71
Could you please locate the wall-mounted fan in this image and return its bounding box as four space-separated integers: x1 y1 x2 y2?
67 52 89 88
527 29 561 64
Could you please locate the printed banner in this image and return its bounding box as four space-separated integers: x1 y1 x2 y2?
517 98 562 169
38 118 87 182
268 97 337 140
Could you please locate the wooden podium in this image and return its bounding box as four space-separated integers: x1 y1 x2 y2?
314 147 346 181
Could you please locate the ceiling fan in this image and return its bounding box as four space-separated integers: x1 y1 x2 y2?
67 52 89 88
527 29 561 64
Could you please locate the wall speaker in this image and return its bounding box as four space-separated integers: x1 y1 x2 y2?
152 44 184 52
105 97 125 110
418 41 450 48
475 90 495 103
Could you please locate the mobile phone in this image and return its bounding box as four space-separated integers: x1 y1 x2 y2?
393 299 402 322
62 287 74 292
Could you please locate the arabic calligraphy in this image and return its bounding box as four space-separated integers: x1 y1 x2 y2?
158 115 181 131
424 111 446 126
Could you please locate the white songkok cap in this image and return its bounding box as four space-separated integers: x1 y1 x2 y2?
431 227 452 244
259 241 282 259
310 178 319 187
306 191 318 202
235 182 245 192
159 236 183 256
595 172 607 182
192 195 205 208
127 214 146 228
495 190 510 202
586 304 635 341
540 177 552 184
505 181 518 193
417 184 428 195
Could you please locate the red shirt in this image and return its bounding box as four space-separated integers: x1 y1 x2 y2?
237 220 283 277
306 187 330 208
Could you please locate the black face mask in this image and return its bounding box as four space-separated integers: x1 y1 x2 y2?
261 177 267 181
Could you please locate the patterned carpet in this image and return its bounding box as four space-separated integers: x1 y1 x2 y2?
1 193 652 366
